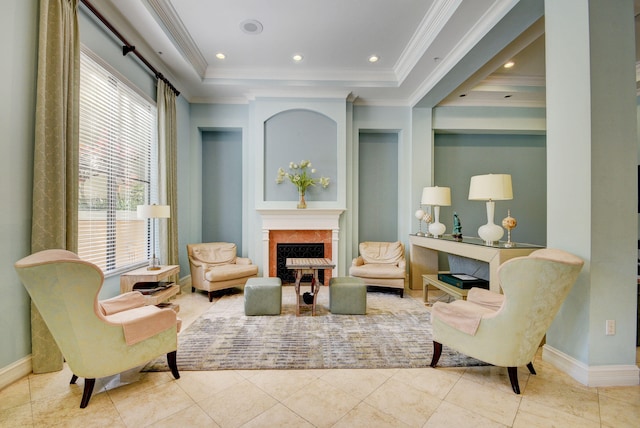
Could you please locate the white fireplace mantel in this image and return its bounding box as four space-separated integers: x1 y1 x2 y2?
257 208 345 276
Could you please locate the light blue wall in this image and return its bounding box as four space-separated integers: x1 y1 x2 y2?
434 133 547 246
358 132 399 242
201 130 243 252
187 103 249 259
264 109 338 202
0 0 39 371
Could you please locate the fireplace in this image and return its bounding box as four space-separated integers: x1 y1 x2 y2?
258 208 344 278
277 243 324 283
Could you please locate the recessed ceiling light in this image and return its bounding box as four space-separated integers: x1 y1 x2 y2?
215 53 226 60
504 61 515 69
292 54 303 62
368 55 379 63
240 19 263 34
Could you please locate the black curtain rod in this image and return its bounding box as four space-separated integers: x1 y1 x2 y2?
80 0 180 96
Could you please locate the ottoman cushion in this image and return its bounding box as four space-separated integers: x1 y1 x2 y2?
244 277 282 316
330 277 366 315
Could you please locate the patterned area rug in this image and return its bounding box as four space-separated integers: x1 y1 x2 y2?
143 286 485 371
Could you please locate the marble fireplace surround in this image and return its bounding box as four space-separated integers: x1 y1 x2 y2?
258 209 344 280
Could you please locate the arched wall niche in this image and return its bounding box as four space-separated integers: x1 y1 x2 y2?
263 108 338 202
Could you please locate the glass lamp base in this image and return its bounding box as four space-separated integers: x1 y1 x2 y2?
147 256 161 270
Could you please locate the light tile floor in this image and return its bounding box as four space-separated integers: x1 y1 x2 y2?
1 285 639 427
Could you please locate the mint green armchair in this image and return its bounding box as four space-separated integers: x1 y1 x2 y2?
14 250 180 408
429 248 583 393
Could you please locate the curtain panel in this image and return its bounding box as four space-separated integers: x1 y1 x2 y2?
30 0 80 373
157 80 179 278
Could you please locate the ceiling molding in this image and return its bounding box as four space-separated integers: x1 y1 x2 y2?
408 0 523 106
203 68 399 87
143 0 208 77
394 0 463 83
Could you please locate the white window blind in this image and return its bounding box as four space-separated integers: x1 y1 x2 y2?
78 49 157 275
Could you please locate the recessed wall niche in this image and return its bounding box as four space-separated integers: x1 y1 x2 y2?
263 109 338 202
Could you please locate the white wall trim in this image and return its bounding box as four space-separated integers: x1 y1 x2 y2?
0 355 32 390
543 345 639 387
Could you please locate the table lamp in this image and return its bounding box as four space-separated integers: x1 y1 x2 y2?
137 204 170 270
468 174 513 245
421 186 451 238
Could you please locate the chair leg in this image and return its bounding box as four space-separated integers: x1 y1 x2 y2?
167 350 180 379
526 362 536 375
191 286 195 292
430 341 442 367
507 367 520 394
79 378 96 408
208 291 214 302
70 374 78 384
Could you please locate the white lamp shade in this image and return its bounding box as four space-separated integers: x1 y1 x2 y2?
468 174 513 201
421 186 451 206
137 204 170 219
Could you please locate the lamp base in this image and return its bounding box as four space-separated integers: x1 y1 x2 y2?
429 222 446 238
478 223 504 246
147 256 161 271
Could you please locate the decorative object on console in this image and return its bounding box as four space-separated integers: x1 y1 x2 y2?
452 212 462 241
137 204 171 270
468 174 513 245
421 186 451 238
502 209 518 247
414 208 432 236
275 159 330 209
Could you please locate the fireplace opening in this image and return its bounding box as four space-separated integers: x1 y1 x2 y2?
277 243 324 284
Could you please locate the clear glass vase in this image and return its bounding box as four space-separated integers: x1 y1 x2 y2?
297 191 307 209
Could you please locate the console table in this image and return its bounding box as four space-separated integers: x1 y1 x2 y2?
409 235 543 293
120 265 180 305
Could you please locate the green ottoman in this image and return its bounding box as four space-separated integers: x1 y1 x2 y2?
330 277 366 315
244 277 282 316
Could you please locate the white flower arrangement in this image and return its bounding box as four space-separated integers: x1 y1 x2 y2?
275 160 330 193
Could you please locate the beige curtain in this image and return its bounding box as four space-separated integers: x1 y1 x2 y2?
30 0 80 373
157 80 179 277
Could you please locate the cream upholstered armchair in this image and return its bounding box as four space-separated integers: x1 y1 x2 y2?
187 242 259 302
14 250 180 408
349 241 406 297
429 248 583 394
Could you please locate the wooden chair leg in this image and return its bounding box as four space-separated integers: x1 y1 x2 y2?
79 378 96 408
508 367 520 394
526 362 536 375
70 374 78 384
191 286 195 292
430 341 442 367
167 350 180 379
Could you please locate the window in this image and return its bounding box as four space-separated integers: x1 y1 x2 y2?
78 49 157 275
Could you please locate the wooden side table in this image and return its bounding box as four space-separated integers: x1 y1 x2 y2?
120 265 180 305
422 274 469 306
286 257 335 316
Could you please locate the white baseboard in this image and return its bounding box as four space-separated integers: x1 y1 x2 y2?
0 356 32 390
543 344 640 387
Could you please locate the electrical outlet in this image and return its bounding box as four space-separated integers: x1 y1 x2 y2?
606 319 616 336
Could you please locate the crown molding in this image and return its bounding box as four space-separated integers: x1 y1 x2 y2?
143 0 208 77
394 0 463 83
